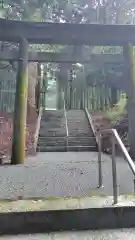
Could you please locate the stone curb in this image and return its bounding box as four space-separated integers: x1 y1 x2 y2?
1 206 135 235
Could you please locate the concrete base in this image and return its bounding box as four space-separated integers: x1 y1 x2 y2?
0 152 135 235
0 196 135 235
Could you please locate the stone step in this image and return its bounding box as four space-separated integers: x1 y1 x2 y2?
37 109 97 152
67 125 90 128
37 145 97 152
38 139 66 147
67 123 90 125
38 143 66 147
67 117 87 120
67 118 87 121
68 145 97 151
66 112 86 116
68 142 96 147
67 128 91 131
41 123 65 127
67 126 90 129
67 120 90 123
42 116 65 120
68 138 96 146
39 129 66 133
39 109 66 143
66 109 96 150
38 140 66 144
67 124 91 127
42 113 64 117
67 114 87 117
36 146 67 152
38 137 66 142
7 230 135 239
66 118 89 121
43 109 64 116
39 132 94 138
67 124 90 127
68 146 97 151
68 133 94 137
39 132 66 137
40 123 65 128
41 115 65 119
38 108 67 151
2 195 135 235
39 129 66 134
38 137 96 146
39 128 66 133
38 136 66 140
67 122 90 125
67 129 91 132
38 141 96 147
68 137 96 142
67 116 86 118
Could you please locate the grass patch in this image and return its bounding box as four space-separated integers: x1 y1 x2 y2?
104 93 127 123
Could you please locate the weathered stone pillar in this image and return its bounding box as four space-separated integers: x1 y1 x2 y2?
35 63 41 114
123 43 135 159
27 63 37 111
63 67 68 109
80 68 85 109
57 70 63 109
41 65 47 109
111 87 117 107
69 68 73 109
11 38 28 164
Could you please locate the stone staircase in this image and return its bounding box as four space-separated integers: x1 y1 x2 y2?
37 110 67 152
66 110 97 151
37 109 97 152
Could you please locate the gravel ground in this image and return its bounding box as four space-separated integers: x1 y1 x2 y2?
0 152 133 200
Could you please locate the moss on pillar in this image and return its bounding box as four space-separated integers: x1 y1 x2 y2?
11 38 28 165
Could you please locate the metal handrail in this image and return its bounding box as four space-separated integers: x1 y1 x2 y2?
85 108 98 145
97 128 135 204
63 92 68 151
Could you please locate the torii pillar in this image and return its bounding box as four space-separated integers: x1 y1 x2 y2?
11 38 28 164
123 43 135 159
57 67 63 109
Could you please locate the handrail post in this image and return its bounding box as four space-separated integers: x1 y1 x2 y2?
63 91 68 152
111 134 118 204
133 179 135 194
98 133 103 188
98 128 135 205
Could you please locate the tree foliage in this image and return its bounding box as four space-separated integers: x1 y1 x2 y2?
0 0 135 89
1 0 135 24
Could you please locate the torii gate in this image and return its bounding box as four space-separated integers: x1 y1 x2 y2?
0 19 135 163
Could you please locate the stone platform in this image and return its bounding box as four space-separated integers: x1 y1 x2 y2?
0 152 134 199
